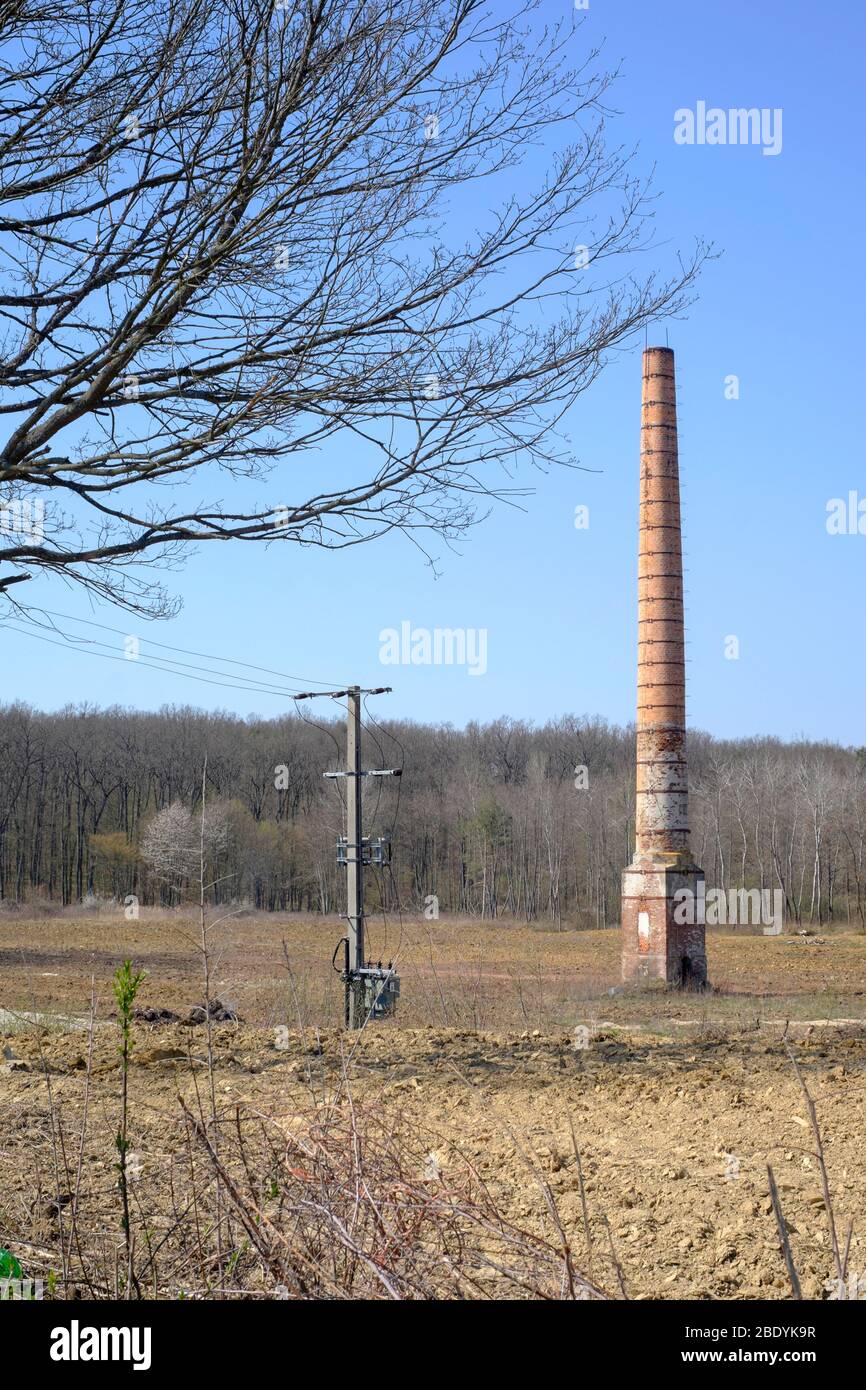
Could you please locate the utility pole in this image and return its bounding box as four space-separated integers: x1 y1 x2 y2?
296 683 401 1029
345 686 364 1028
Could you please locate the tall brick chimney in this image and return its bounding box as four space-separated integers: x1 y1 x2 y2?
621 346 708 988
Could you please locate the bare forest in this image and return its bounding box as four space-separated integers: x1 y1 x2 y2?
0 702 862 930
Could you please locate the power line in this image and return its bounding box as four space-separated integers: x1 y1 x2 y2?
385 860 406 962
2 600 353 714
15 604 343 690
361 693 388 830
1 619 317 701
294 692 347 813
4 613 356 818
363 699 406 846
5 616 319 699
360 699 407 965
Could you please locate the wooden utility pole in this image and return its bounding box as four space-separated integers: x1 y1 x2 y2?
345 685 364 1029
296 682 400 1029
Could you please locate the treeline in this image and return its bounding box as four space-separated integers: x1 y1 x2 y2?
0 702 864 929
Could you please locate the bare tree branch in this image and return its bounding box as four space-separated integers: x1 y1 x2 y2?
0 0 709 613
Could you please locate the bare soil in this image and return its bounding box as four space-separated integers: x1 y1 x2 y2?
1 909 863 1030
1 913 864 1300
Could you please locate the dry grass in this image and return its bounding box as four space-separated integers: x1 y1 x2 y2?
1 912 865 1034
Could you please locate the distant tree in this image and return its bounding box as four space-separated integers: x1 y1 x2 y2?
0 703 863 927
90 829 137 898
0 0 706 614
139 798 227 900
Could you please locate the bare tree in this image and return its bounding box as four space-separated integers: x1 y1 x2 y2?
0 0 707 613
2 701 865 927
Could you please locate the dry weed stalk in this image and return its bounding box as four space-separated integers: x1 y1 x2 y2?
766 1044 857 1300
182 1088 609 1301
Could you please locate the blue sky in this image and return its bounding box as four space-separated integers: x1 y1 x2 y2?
5 0 864 743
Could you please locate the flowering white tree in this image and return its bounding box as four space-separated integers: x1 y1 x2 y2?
140 800 228 899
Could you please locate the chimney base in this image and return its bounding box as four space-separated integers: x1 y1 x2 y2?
621 864 708 989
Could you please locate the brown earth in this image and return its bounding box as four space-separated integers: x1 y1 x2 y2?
1 914 864 1300
0 910 863 1030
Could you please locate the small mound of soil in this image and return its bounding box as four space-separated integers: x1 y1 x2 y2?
182 998 241 1025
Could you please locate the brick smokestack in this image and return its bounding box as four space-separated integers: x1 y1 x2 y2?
621 347 707 988
636 346 689 861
